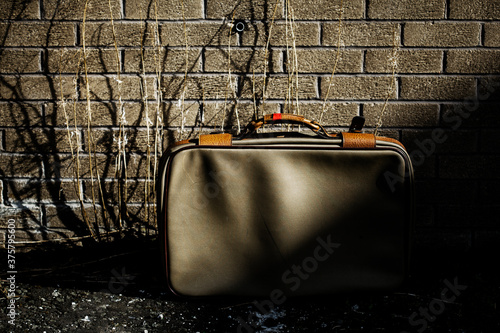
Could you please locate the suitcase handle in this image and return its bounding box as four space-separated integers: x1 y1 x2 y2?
240 113 336 139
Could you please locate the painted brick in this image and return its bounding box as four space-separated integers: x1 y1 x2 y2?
46 154 105 180
400 77 476 101
404 22 480 47
323 22 400 47
320 76 397 100
480 130 500 153
47 49 118 74
401 151 436 178
45 204 132 234
240 75 318 100
484 23 500 47
125 0 202 19
46 102 117 127
0 50 40 73
441 103 500 129
80 75 154 100
161 22 236 47
295 102 359 127
133 151 170 178
45 101 200 127
0 103 43 127
161 75 229 100
83 128 166 153
11 228 81 246
201 102 280 128
156 101 202 127
241 22 320 46
415 228 472 251
364 103 440 127
6 180 79 203
416 180 478 205
123 49 202 73
293 0 364 20
204 49 282 73
447 50 500 74
437 205 492 228
449 0 500 19
403 129 477 154
479 77 500 101
0 206 42 229
44 205 91 230
374 129 401 141
370 126 401 139
368 0 445 19
0 23 75 47
125 203 157 228
439 155 500 179
83 179 147 203
292 50 363 74
206 0 284 20
82 22 154 47
480 181 500 205
415 204 435 227
0 154 42 178
45 152 162 180
143 101 201 128
0 75 75 101
365 50 443 74
475 229 500 251
0 0 498 252
4 128 81 153
44 0 121 20
0 0 39 19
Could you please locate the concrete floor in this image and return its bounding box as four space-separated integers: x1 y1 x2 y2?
1 238 499 332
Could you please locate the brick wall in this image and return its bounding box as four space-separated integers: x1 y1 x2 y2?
0 0 499 251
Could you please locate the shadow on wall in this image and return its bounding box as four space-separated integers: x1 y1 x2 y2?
0 0 274 250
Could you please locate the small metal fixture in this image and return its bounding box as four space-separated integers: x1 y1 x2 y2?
233 20 246 34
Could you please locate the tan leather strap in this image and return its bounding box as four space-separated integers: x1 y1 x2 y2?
199 133 232 146
341 132 376 148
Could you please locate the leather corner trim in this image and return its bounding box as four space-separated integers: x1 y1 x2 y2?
199 133 233 146
376 136 406 150
172 139 192 147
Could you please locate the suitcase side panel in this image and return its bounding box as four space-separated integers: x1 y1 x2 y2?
163 146 412 297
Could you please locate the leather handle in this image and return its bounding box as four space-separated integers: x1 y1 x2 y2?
240 113 335 139
236 113 380 148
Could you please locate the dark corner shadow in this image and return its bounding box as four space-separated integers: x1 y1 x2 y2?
0 236 169 299
406 76 500 276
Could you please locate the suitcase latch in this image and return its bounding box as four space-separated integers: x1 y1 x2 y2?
348 116 365 133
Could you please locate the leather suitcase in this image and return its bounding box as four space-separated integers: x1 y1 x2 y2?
157 113 414 297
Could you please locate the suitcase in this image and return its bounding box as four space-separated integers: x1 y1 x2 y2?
157 113 414 297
